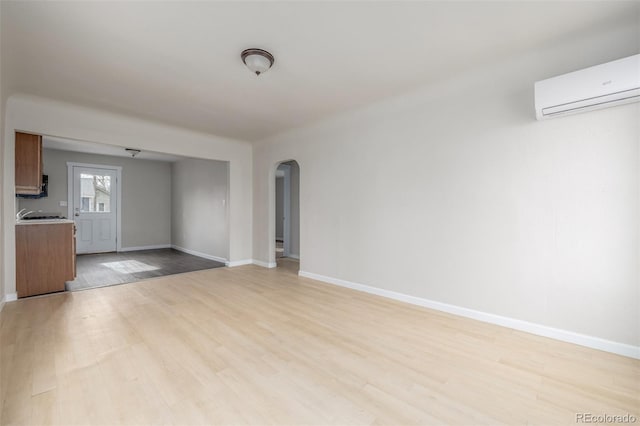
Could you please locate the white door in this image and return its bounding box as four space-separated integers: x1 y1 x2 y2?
72 166 118 254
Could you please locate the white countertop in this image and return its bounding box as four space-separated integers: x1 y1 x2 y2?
16 219 75 225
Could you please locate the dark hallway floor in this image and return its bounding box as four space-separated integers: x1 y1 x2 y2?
66 248 225 291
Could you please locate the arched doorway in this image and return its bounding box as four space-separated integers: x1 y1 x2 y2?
273 160 300 271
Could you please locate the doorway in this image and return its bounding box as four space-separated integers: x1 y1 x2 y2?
67 163 121 254
13 137 230 296
275 160 300 270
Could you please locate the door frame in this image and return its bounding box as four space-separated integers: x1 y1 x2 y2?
279 163 292 258
67 162 122 252
271 159 299 266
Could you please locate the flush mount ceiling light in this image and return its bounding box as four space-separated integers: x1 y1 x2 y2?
125 148 141 158
241 48 275 76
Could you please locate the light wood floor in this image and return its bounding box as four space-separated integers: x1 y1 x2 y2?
1 264 638 425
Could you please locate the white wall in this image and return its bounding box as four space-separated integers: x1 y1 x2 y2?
253 24 639 350
2 94 252 298
0 0 4 308
171 158 229 262
288 161 300 257
18 148 172 249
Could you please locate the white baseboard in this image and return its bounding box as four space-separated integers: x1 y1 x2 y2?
298 270 640 360
226 259 253 267
119 244 172 252
171 245 227 264
0 292 17 312
0 293 18 312
253 259 277 268
225 259 277 268
287 254 300 260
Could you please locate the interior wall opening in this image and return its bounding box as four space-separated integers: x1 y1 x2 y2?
14 133 231 295
274 160 300 272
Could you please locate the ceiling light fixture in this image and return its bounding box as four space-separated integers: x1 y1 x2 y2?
241 48 275 76
125 148 141 158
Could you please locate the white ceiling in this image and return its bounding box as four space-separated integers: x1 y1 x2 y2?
43 136 181 162
2 1 638 142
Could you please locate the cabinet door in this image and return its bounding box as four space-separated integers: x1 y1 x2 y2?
16 224 72 297
15 132 43 194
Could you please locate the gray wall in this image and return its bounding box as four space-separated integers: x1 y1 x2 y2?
253 24 639 347
171 158 229 261
275 176 284 239
18 148 172 249
0 5 4 306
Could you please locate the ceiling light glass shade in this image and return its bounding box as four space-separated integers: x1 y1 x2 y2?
241 48 274 76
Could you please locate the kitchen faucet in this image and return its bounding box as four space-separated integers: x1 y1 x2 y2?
16 209 34 220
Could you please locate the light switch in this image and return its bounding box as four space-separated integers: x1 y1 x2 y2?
59 201 68 207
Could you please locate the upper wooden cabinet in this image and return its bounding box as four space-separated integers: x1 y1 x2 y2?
15 132 43 195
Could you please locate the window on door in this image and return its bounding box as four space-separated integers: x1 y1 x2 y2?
80 173 112 213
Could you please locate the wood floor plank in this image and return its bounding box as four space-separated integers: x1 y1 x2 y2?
0 263 638 425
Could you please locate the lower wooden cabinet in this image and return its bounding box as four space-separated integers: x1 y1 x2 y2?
16 222 76 298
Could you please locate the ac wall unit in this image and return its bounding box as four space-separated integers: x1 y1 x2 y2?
534 54 639 120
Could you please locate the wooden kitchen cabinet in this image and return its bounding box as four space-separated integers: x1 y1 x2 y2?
15 132 43 195
16 222 76 298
